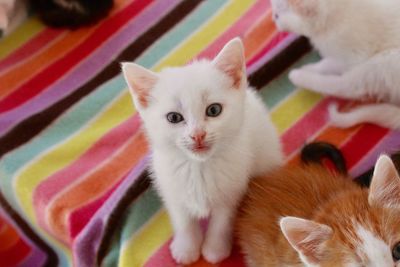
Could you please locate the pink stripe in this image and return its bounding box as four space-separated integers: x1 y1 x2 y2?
143 240 176 267
280 98 334 156
33 116 140 228
0 0 178 137
0 29 63 73
247 31 288 67
194 0 269 60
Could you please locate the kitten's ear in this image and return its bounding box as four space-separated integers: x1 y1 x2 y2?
280 217 332 265
213 37 246 89
369 155 400 209
121 62 158 108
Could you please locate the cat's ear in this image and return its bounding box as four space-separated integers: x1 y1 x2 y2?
121 62 158 108
213 37 246 89
280 217 332 265
369 155 400 209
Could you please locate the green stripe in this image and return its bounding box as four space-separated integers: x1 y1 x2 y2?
101 189 162 267
0 2 231 265
136 0 227 68
259 51 319 109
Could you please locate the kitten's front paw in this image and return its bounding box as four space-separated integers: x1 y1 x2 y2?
288 69 305 88
170 234 201 265
201 236 232 264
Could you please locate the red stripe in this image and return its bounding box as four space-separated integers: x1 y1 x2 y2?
33 116 140 231
0 0 152 113
341 124 389 167
69 174 125 238
247 31 289 66
0 239 31 267
0 29 63 73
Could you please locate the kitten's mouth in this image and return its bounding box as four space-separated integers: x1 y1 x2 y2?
190 143 211 153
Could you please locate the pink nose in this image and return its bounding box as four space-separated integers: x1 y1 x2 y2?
190 130 206 143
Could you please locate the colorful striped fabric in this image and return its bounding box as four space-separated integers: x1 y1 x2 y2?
0 0 399 266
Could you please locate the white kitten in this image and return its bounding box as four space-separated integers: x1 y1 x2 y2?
271 0 400 129
0 0 27 36
121 38 283 264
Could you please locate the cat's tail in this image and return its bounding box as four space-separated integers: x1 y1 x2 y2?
301 142 347 175
329 103 400 130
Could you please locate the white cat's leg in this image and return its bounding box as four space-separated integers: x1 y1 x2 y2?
202 205 235 264
329 103 400 129
300 58 346 75
167 203 203 265
289 69 366 100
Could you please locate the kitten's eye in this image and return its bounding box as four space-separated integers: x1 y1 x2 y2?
206 103 223 117
392 242 400 260
166 112 184 123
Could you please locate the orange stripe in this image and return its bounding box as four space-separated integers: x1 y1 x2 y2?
243 10 276 59
0 0 129 99
47 131 148 244
287 125 361 166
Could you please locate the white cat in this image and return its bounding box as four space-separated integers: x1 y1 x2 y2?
121 38 283 264
271 0 400 129
0 0 26 36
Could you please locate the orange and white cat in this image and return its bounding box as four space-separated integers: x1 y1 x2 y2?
236 155 400 266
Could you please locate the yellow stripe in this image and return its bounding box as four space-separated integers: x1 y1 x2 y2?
13 0 255 219
0 17 45 59
15 91 135 220
154 0 255 70
119 210 172 267
271 90 322 134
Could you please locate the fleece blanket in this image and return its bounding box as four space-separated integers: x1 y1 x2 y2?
0 0 399 266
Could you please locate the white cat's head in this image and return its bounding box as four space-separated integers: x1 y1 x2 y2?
122 38 247 161
271 0 330 37
280 155 400 267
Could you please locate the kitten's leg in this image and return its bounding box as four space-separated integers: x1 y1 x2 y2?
167 204 203 265
288 69 366 100
202 205 235 263
299 58 346 75
329 103 400 129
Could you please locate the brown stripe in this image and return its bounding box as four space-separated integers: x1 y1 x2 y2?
0 193 59 267
248 36 311 89
97 171 151 265
0 0 204 158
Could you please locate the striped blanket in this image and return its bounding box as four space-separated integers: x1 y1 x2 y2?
0 0 399 266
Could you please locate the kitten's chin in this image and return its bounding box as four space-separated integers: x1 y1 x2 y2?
184 146 215 162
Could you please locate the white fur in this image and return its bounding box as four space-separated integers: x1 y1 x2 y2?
0 0 27 36
355 225 393 267
122 39 283 264
271 0 400 130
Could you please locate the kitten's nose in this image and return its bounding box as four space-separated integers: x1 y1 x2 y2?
190 130 206 143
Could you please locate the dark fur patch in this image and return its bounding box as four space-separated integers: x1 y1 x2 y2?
31 0 113 29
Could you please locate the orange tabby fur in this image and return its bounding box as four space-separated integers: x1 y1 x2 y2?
235 158 400 267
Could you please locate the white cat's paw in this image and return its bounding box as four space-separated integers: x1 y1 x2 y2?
328 103 355 128
201 236 232 264
170 234 201 265
288 69 305 88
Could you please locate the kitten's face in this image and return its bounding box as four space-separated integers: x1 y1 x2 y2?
271 0 324 36
122 38 246 161
139 63 245 161
281 155 400 267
